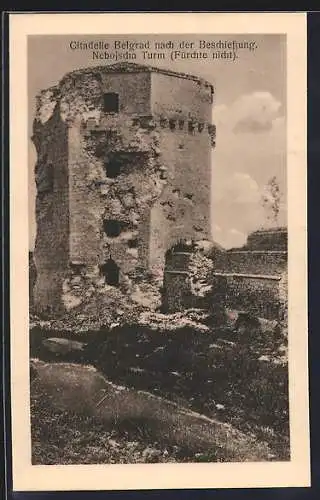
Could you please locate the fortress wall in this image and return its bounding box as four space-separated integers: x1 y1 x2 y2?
214 251 287 276
101 72 152 115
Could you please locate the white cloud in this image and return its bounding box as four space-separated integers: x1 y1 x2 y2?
212 226 247 250
228 228 247 248
213 171 261 205
210 90 287 245
212 104 228 127
213 91 283 134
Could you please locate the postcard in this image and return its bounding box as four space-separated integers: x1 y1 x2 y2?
9 11 309 491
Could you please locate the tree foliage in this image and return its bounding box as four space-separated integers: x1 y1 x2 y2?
261 176 282 225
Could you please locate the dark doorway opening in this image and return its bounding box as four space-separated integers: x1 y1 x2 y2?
164 240 195 265
103 93 119 113
100 259 120 286
103 219 122 237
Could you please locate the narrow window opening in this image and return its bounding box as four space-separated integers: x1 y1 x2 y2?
188 121 195 134
160 170 167 180
169 119 176 130
100 259 120 286
103 219 122 237
105 159 121 178
160 117 167 128
178 120 185 130
103 93 119 113
208 124 216 136
185 192 193 200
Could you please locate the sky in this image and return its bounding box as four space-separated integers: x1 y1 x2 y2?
28 34 286 249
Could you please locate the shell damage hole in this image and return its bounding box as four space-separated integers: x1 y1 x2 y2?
104 158 121 178
69 262 85 275
128 238 138 248
100 258 120 286
103 220 122 238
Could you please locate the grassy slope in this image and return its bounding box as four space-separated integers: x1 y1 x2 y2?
30 375 237 464
30 310 289 464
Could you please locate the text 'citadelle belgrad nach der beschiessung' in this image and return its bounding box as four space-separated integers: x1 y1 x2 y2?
69 39 258 62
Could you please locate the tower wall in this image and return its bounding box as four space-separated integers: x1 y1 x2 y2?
32 106 69 313
151 71 213 121
100 72 152 115
149 128 212 271
68 122 102 268
60 69 154 282
31 63 215 314
148 72 213 271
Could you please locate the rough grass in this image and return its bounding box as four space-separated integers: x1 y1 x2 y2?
31 408 189 465
89 322 289 459
31 376 189 464
31 372 257 465
30 309 289 463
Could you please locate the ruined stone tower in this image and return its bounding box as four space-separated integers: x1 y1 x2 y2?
32 62 215 314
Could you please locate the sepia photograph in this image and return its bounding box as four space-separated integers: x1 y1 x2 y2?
9 12 309 491
28 33 290 466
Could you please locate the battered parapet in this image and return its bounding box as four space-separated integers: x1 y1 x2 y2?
246 228 287 251
214 250 287 276
162 240 224 313
212 272 287 322
60 61 215 93
161 228 288 322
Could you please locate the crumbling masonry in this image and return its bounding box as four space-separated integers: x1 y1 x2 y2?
32 62 215 314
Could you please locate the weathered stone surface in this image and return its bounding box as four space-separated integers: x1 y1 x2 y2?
42 337 87 355
162 241 223 313
212 228 288 323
